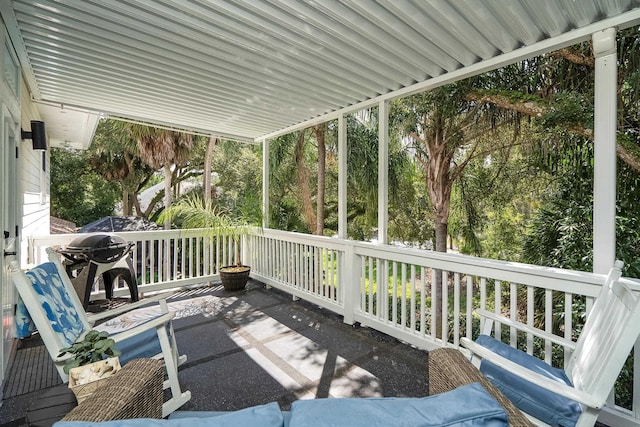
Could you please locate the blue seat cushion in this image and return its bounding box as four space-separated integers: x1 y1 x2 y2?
476 334 582 427
54 402 284 427
170 409 292 427
288 382 507 426
112 327 163 365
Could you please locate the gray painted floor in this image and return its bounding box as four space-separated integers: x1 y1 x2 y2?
0 280 430 425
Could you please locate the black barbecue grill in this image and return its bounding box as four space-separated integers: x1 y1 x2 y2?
58 234 138 308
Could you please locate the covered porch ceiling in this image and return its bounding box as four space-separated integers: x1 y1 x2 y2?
2 1 640 145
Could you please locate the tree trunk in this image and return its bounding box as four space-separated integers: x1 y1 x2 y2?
424 129 454 340
122 188 132 216
313 124 326 236
203 137 218 203
433 210 450 339
132 192 142 217
294 131 317 233
163 164 173 230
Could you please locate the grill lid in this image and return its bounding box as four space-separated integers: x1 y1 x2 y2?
59 233 132 264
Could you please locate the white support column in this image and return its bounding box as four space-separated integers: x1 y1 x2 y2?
378 100 389 245
592 28 617 274
338 114 347 239
261 137 269 229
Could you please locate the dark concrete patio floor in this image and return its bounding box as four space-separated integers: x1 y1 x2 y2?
0 279 429 425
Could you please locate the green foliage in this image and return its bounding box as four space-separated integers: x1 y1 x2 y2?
210 140 263 225
160 194 257 266
50 148 120 226
58 330 121 374
540 92 593 130
521 174 594 271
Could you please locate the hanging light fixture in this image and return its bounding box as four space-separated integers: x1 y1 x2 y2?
21 120 47 150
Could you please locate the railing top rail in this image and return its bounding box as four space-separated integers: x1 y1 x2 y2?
29 227 239 244
354 240 604 295
252 228 606 295
255 228 348 251
32 227 610 296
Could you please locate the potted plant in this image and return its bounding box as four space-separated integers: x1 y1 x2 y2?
58 330 122 374
160 195 257 291
58 330 122 402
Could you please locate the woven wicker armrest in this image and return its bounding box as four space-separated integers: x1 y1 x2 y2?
429 348 534 427
62 358 164 421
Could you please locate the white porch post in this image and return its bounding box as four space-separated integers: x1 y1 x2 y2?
592 28 617 274
262 137 269 229
378 101 389 244
338 114 347 239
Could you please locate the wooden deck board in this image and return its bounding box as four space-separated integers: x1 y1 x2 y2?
3 339 61 398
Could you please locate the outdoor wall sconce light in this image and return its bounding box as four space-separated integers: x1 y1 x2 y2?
21 120 47 150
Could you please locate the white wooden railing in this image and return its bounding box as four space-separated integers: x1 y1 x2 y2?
29 227 640 426
28 228 239 297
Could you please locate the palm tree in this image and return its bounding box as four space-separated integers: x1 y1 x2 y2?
89 119 155 216
116 123 193 229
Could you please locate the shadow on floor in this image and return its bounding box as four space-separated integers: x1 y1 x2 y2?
0 280 430 425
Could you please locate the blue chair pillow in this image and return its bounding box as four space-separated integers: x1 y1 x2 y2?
288 382 508 426
476 334 582 427
26 262 84 347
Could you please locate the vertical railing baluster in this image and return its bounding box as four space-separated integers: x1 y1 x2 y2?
360 255 366 312
633 337 640 418
442 269 449 342
466 275 473 339
420 267 426 336
174 237 179 280
410 265 417 332
494 280 502 340
401 263 407 327
196 236 201 277
430 268 437 339
510 282 517 347
150 239 156 284
453 272 460 346
527 285 534 355
392 262 398 325
564 292 573 368
544 289 553 364
368 257 374 316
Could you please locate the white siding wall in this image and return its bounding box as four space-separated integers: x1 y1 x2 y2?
0 23 22 394
0 19 50 389
19 78 49 266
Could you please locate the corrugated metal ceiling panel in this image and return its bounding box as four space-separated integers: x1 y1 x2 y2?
5 0 640 141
